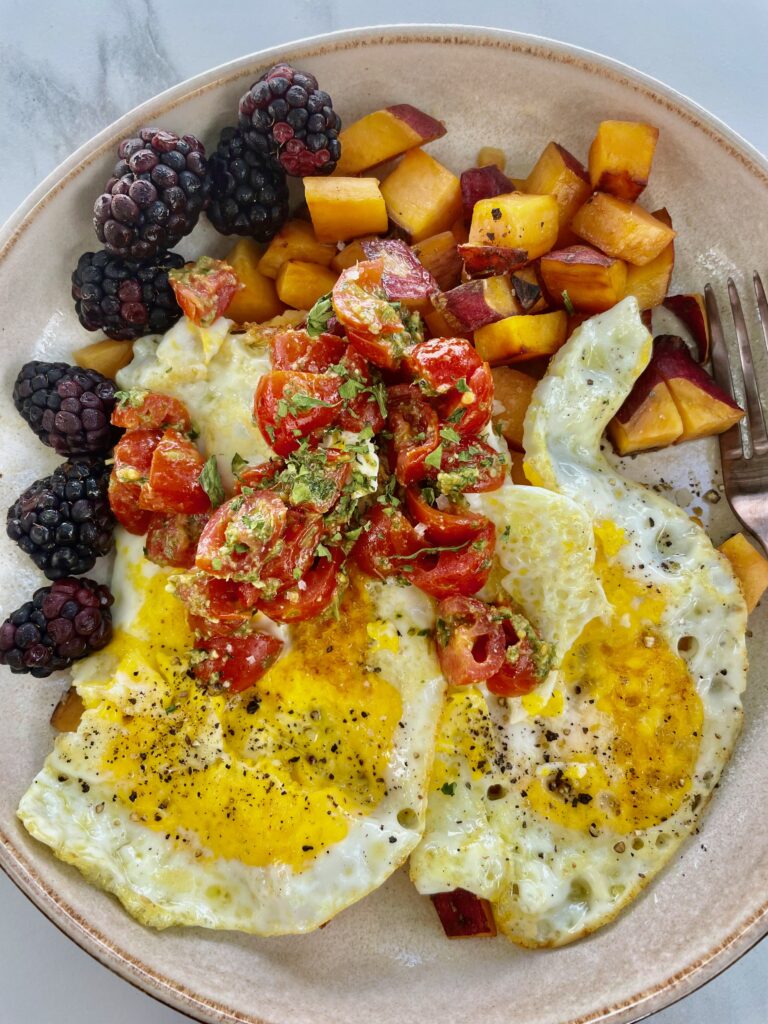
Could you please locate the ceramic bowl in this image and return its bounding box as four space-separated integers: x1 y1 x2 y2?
1 24 766 1024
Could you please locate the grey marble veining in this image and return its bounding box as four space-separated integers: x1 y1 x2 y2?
1 1 767 1022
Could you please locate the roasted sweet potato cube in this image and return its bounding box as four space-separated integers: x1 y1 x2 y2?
508 449 530 485
257 220 336 279
330 237 376 273
491 366 538 449
540 245 627 313
623 207 674 310
474 311 567 364
477 146 506 171
460 165 514 223
412 231 463 291
653 335 744 441
589 120 659 201
225 238 284 323
380 149 462 242
468 192 559 262
608 358 684 454
458 244 528 278
424 308 468 340
73 338 134 378
433 276 519 332
430 889 497 939
304 177 388 243
719 533 768 613
276 260 338 310
572 193 676 266
335 104 446 175
524 142 592 246
50 686 85 732
663 293 710 362
361 238 438 312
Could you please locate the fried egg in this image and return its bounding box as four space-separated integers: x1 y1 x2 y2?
411 299 748 947
18 531 444 933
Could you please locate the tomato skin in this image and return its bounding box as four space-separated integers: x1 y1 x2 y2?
486 616 545 697
169 257 241 327
234 460 285 494
335 345 386 434
405 487 487 545
195 491 287 579
193 632 283 692
140 429 210 515
409 521 496 599
257 547 344 622
260 511 325 593
108 428 163 534
424 436 507 493
254 370 341 456
434 596 505 686
112 392 191 432
271 329 346 373
145 512 208 568
351 505 421 579
440 362 494 436
333 260 405 370
174 573 259 635
404 338 482 394
387 385 441 486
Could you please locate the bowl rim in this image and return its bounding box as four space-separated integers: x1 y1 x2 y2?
0 22 766 1024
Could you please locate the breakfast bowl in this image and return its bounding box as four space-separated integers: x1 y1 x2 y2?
0 24 766 1024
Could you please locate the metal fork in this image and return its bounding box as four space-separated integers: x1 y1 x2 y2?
705 273 768 554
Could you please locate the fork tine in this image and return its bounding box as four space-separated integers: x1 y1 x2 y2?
704 284 743 461
727 277 768 455
753 271 768 357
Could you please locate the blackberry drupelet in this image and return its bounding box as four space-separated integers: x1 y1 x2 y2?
238 63 342 177
93 127 209 261
7 458 114 580
13 361 120 456
207 126 290 240
0 577 113 677
72 249 184 340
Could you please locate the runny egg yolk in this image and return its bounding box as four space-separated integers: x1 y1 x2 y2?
85 567 401 870
527 527 703 835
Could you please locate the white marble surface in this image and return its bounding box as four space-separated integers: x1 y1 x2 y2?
1 2 767 1022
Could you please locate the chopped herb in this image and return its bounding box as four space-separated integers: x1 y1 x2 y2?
562 290 575 315
306 293 334 337
315 542 332 560
199 456 225 508
424 444 443 470
231 452 248 476
440 425 461 444
338 376 366 401
440 782 456 796
165 703 178 714
456 377 470 394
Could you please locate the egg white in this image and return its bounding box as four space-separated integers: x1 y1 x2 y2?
411 300 748 947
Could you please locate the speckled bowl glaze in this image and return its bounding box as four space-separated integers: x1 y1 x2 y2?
0 24 766 1024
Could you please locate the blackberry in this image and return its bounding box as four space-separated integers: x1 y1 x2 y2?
72 249 184 340
0 577 113 677
238 63 341 177
93 127 209 261
207 126 289 240
7 458 114 580
13 361 120 456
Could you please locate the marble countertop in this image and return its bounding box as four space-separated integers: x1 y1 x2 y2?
1 2 766 1022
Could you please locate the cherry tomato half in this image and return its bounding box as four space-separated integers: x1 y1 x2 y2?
335 345 386 434
439 362 494 436
175 573 259 636
260 510 325 593
486 612 550 697
424 437 507 493
145 512 208 569
193 632 284 692
195 490 287 579
108 428 163 534
405 486 487 545
434 596 505 687
257 547 345 622
140 429 210 515
254 370 341 456
404 337 482 395
112 392 192 432
409 521 496 599
388 384 440 486
332 260 406 370
169 257 241 327
270 329 346 373
351 505 421 579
